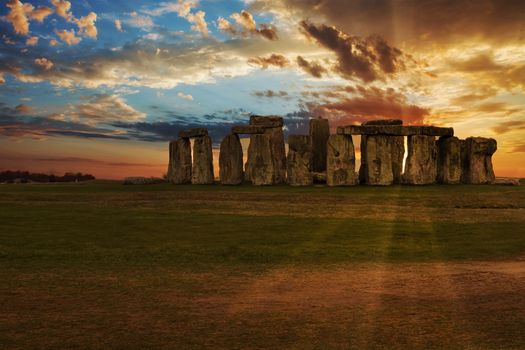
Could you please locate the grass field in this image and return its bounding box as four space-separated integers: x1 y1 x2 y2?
1 181 524 349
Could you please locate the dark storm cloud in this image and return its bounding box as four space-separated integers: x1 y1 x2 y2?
252 89 289 98
299 20 403 82
250 0 525 45
296 56 327 78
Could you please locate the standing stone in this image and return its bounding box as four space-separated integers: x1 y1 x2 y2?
359 135 394 185
360 119 404 184
287 135 313 186
248 116 286 184
219 134 243 185
437 136 462 184
461 137 497 184
403 135 437 185
326 134 357 186
192 135 214 184
167 138 192 184
310 117 330 173
248 134 275 185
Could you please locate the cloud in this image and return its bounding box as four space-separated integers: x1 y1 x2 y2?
49 39 59 46
115 19 122 32
71 94 146 125
75 12 97 39
217 10 278 40
4 0 33 35
186 10 209 36
0 73 5 84
510 141 525 153
253 90 289 98
300 20 404 82
34 57 54 70
127 11 154 29
55 29 81 45
296 56 327 78
492 120 525 134
177 92 194 100
303 85 430 125
50 0 73 21
26 36 38 46
15 104 32 114
248 53 290 68
30 6 53 22
249 0 525 46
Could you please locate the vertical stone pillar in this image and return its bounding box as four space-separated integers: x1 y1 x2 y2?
326 134 357 186
309 117 330 173
219 134 243 185
403 135 437 185
437 136 462 184
247 116 286 184
167 138 192 184
461 137 497 184
287 135 313 186
192 135 214 184
249 134 275 185
359 135 394 185
359 119 403 185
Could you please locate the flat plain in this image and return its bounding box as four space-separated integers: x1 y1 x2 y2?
1 181 524 349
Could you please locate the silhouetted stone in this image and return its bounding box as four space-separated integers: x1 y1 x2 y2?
167 138 192 184
362 119 403 126
249 134 275 185
245 116 286 184
310 117 330 172
359 135 394 185
461 137 497 184
327 134 357 186
287 135 313 186
249 115 284 127
192 135 214 184
403 135 437 185
231 125 266 134
178 128 208 138
494 177 520 186
437 136 462 184
338 125 454 136
219 134 243 185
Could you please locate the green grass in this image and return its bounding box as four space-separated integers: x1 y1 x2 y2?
1 181 524 349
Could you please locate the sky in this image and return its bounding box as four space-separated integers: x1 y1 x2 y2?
0 0 524 179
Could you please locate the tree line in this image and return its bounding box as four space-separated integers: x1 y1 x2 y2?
0 171 95 183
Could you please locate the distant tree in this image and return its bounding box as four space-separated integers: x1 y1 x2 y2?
0 171 96 183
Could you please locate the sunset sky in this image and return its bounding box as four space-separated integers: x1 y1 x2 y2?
1 0 524 179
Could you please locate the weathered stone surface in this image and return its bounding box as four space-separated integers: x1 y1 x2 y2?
191 135 214 184
245 116 286 184
362 119 404 184
403 135 437 185
362 119 403 126
167 138 192 184
231 125 266 134
326 134 357 186
494 177 520 186
359 135 394 185
437 136 462 184
310 117 330 172
248 134 275 185
249 115 284 127
461 137 497 184
390 136 405 184
178 128 208 138
312 171 327 184
338 125 454 137
219 134 243 185
287 135 313 186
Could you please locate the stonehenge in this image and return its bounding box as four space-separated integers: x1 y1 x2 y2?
327 134 357 186
168 117 501 187
287 135 313 186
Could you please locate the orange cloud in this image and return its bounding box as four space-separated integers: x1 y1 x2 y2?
55 29 81 45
